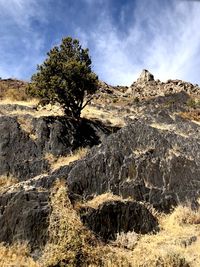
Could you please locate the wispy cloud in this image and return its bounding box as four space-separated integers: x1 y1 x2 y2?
1 0 200 85
77 0 200 85
0 0 46 79
0 0 45 28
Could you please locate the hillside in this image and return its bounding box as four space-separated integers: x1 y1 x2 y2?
0 70 199 266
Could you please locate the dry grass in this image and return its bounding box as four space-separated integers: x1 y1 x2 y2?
38 180 132 267
17 116 37 140
46 147 88 171
0 175 18 192
38 181 144 267
81 105 125 127
0 83 28 102
39 180 108 267
2 87 29 101
165 205 200 225
0 98 39 107
150 122 174 131
117 204 200 267
84 193 123 209
150 122 189 138
0 242 39 267
0 79 37 103
1 180 200 266
180 111 200 123
78 192 134 211
113 231 139 250
0 102 64 118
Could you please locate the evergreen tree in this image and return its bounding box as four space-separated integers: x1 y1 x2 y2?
29 37 98 119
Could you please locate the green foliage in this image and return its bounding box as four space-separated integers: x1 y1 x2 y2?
29 37 98 119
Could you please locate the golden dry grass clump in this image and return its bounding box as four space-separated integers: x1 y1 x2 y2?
81 105 125 127
39 180 135 267
180 111 200 123
81 192 123 209
39 180 124 267
0 242 39 267
124 204 200 267
45 147 88 171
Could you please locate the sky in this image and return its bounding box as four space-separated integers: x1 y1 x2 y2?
0 0 200 86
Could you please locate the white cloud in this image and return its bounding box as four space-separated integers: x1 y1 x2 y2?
77 0 200 85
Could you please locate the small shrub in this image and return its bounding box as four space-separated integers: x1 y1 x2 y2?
113 231 139 250
134 96 139 103
155 252 190 267
0 242 39 267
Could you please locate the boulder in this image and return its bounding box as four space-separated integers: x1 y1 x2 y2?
80 200 159 241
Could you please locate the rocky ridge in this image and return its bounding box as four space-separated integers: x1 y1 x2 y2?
127 69 200 98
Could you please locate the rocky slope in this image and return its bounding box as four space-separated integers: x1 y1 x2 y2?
67 113 200 211
0 71 199 263
0 108 117 179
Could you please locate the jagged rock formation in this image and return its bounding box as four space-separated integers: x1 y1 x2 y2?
126 70 200 98
136 69 154 83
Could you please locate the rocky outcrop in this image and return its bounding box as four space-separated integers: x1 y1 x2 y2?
0 109 118 180
0 188 50 250
67 113 200 212
0 115 49 180
126 70 200 98
80 200 158 241
137 69 154 83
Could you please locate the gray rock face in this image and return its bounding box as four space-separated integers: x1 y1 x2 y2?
67 115 200 212
0 112 116 180
80 200 159 241
0 116 49 180
0 189 50 250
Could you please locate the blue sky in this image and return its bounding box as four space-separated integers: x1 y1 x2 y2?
0 0 200 85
